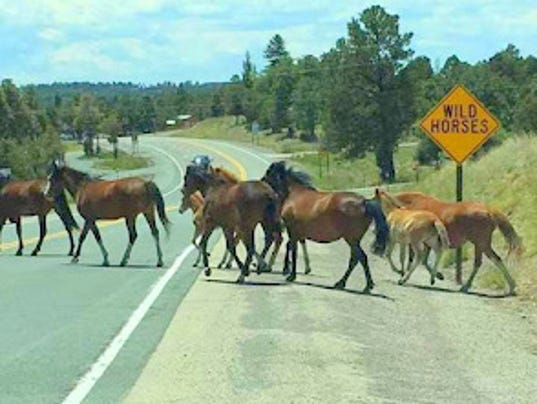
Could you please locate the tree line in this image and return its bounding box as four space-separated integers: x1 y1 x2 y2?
2 5 537 180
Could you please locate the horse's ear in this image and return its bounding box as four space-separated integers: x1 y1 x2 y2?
375 188 381 198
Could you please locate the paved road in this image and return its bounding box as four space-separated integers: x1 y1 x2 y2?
1 135 536 403
0 135 269 403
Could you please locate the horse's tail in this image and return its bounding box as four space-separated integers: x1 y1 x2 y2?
53 191 79 231
433 219 450 250
491 209 523 257
364 199 389 256
147 181 171 236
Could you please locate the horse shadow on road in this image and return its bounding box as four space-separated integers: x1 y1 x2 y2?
405 283 515 299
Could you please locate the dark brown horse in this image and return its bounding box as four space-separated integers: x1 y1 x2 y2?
262 161 389 292
181 165 280 283
0 178 77 256
46 161 170 267
395 191 522 295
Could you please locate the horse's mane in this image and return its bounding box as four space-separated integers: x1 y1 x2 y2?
62 166 98 182
212 166 239 183
186 164 226 185
286 167 316 190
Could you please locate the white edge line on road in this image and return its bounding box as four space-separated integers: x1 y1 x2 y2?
142 143 184 197
62 140 188 404
209 140 271 165
62 244 196 404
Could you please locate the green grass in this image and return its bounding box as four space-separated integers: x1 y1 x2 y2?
169 116 318 154
292 143 420 190
411 135 537 300
62 141 82 153
83 150 152 171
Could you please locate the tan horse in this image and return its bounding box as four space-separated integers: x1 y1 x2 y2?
0 178 77 255
377 189 449 286
180 190 234 268
46 162 170 267
262 161 389 292
395 191 522 295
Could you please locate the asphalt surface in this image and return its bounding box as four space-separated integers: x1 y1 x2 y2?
1 135 536 403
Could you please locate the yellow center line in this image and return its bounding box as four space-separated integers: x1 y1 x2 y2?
1 137 250 251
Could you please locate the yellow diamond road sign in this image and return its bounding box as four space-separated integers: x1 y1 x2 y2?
419 84 500 164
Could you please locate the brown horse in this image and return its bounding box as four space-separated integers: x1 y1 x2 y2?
46 161 170 267
0 178 77 256
181 165 280 283
395 191 522 295
262 161 389 292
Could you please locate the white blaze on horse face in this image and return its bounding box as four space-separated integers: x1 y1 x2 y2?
43 180 51 198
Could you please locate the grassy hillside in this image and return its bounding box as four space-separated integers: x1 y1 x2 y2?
168 116 318 154
172 116 422 189
412 136 537 300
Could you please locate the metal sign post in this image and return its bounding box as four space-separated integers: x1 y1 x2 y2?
419 85 500 284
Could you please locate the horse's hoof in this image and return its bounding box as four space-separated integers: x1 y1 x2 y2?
120 260 127 267
333 280 346 289
460 285 469 293
398 279 405 286
15 250 23 256
68 251 74 257
305 267 312 275
71 257 79 264
430 278 436 286
103 261 110 267
156 261 164 268
236 275 245 284
286 274 296 282
436 272 444 280
30 250 39 256
225 263 232 269
363 284 374 294
204 268 211 277
283 267 290 275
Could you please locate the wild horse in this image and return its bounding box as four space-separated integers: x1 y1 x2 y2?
395 191 522 295
181 165 280 283
46 161 170 267
262 161 389 293
376 189 449 286
0 177 77 255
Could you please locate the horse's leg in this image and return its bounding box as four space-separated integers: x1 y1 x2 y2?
386 239 403 276
120 217 137 267
238 230 255 282
282 240 292 275
224 229 243 271
15 217 23 256
31 215 47 256
199 231 212 276
285 239 298 282
0 216 5 252
300 240 312 275
89 221 110 266
399 244 422 285
399 244 407 276
65 221 75 256
485 247 516 296
460 245 483 293
421 245 443 279
72 220 91 264
334 240 368 293
144 212 163 267
267 232 283 271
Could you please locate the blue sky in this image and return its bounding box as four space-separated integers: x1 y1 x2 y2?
1 0 536 85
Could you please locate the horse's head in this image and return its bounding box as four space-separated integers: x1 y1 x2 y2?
181 165 212 211
262 161 288 197
375 188 404 214
46 161 90 199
